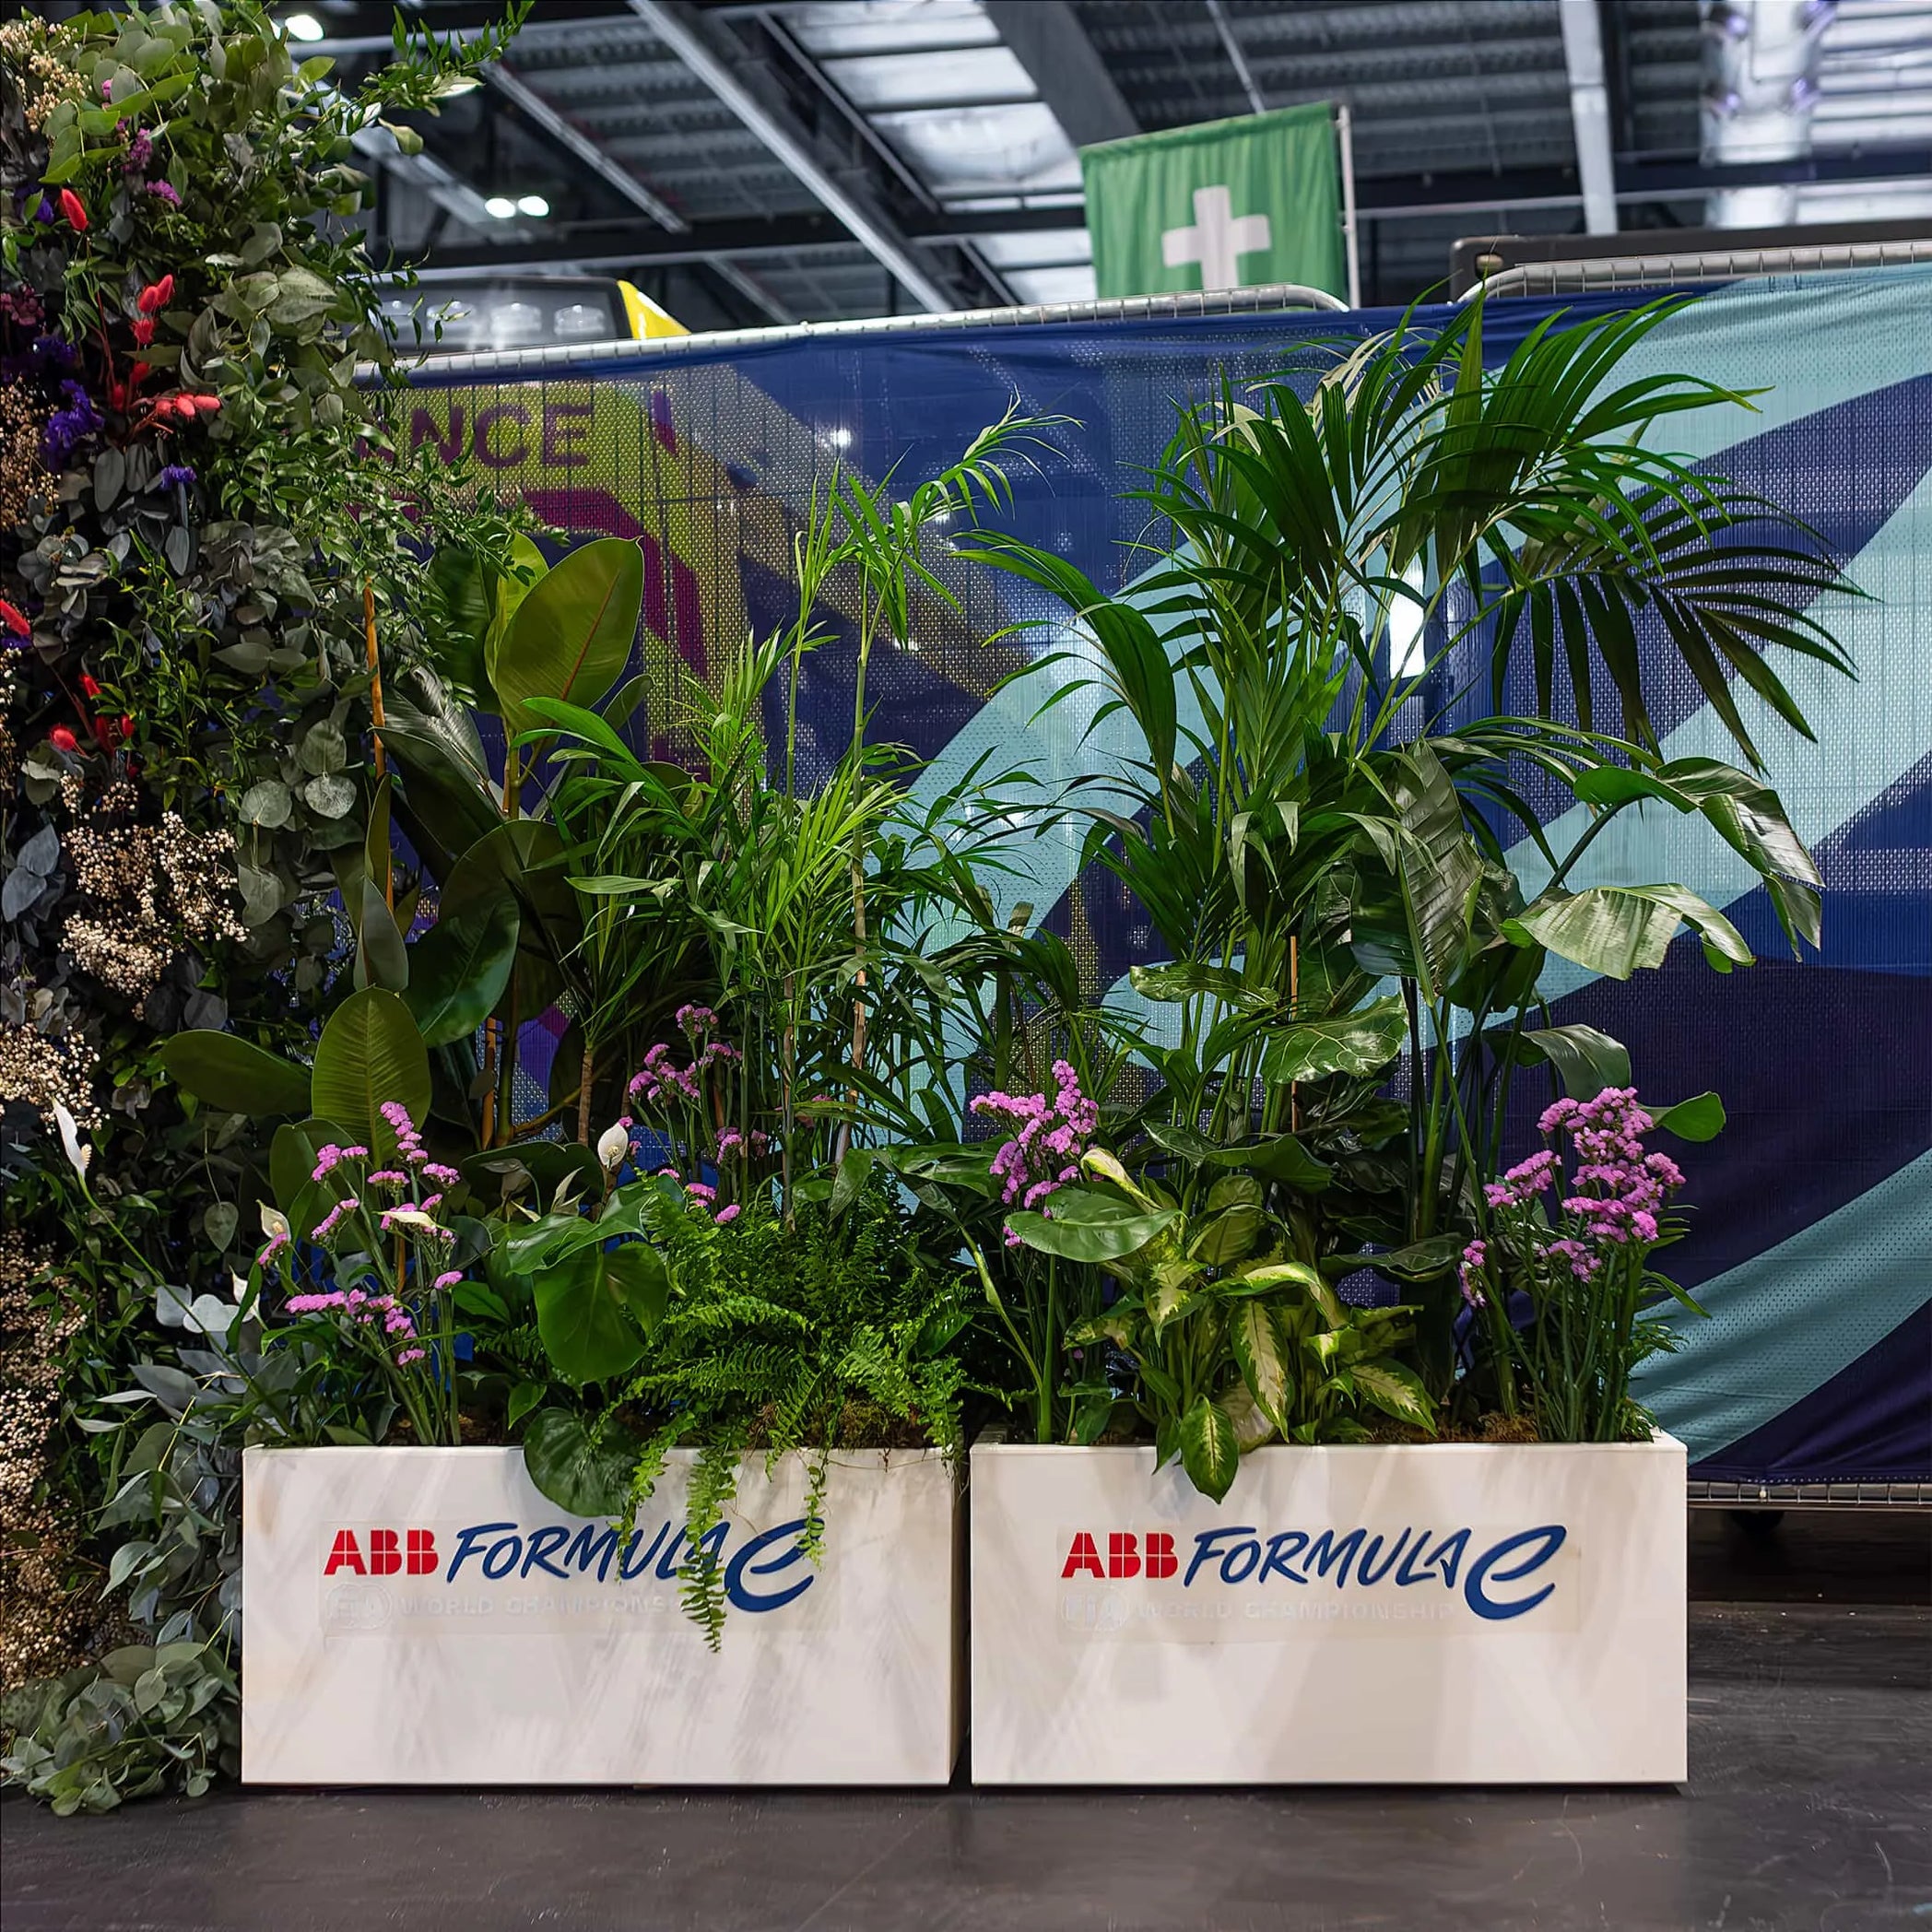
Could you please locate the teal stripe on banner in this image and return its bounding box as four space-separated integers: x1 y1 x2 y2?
1634 1149 1932 1459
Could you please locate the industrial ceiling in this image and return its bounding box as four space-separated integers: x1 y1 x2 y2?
286 0 1932 328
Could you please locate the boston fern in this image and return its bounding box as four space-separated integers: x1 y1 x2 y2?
521 1184 970 1647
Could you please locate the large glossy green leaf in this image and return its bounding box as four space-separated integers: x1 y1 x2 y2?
1231 1301 1291 1435
1510 1022 1631 1099
442 819 583 1002
427 544 495 697
1259 995 1408 1084
490 536 642 732
310 988 431 1151
1128 960 1259 1007
159 1032 312 1118
533 1239 671 1385
1352 1360 1436 1434
405 896 519 1048
354 876 409 993
1509 883 1752 980
1004 1198 1177 1264
1653 1090 1726 1142
1189 1175 1265 1266
1353 1234 1465 1284
1178 1395 1240 1502
521 1408 640 1518
1208 1134 1333 1194
1390 743 1484 998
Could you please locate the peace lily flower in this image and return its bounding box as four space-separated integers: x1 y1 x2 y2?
596 1120 631 1171
53 1101 91 1178
381 1208 442 1234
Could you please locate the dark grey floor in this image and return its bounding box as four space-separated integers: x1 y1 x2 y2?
6 1513 1928 1932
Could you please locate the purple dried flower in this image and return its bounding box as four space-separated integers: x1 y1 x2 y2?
159 463 195 489
43 380 102 465
147 181 182 207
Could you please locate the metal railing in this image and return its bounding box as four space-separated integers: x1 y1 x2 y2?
384 280 1349 383
1689 1478 1932 1512
1459 231 1932 301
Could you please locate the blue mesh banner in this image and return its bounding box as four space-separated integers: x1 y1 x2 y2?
403 267 1932 1482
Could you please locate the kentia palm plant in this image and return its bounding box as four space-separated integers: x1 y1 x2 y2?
524 410 1055 1206
966 294 1853 1417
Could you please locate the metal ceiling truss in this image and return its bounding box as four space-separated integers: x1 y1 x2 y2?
406 141 1932 279
351 0 1931 320
620 0 983 315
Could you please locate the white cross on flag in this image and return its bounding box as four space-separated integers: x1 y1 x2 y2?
1081 102 1345 302
1160 185 1273 292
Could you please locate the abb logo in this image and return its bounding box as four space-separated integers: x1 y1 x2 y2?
1061 1531 1179 1581
324 1528 440 1577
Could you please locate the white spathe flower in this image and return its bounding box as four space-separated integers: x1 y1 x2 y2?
596 1122 631 1171
259 1202 290 1243
384 1208 440 1233
53 1102 91 1179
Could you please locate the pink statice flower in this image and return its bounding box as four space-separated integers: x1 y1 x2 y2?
628 1041 702 1108
1458 1237 1489 1309
1487 1087 1683 1290
972 1060 1101 1240
310 1196 359 1242
380 1101 428 1167
714 1202 741 1226
310 1143 369 1184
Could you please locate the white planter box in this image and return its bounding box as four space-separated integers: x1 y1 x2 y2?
970 1431 1686 1785
242 1444 960 1785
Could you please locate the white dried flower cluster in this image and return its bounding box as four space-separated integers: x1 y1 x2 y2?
0 1023 100 1134
60 806 245 1007
0 1231 87 1690
0 18 86 132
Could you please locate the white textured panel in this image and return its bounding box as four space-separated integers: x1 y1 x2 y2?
971 1434 1686 1785
243 1446 960 1785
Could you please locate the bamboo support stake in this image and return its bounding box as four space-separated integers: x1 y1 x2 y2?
362 582 392 910
576 1036 595 1149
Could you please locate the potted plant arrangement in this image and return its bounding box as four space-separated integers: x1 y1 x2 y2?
4 0 1855 1805
939 306 1850 1785
183 426 1043 1785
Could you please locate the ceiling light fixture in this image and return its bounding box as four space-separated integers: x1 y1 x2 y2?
483 195 517 219
281 11 324 41
515 194 550 218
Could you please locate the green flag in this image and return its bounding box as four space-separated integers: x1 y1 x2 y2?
1081 103 1345 302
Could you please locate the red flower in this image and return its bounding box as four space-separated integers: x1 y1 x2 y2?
129 361 150 387
184 393 220 416
58 189 88 232
120 714 135 740
50 725 78 752
92 716 119 752
136 274 173 314
130 316 156 347
80 673 101 698
0 598 29 637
